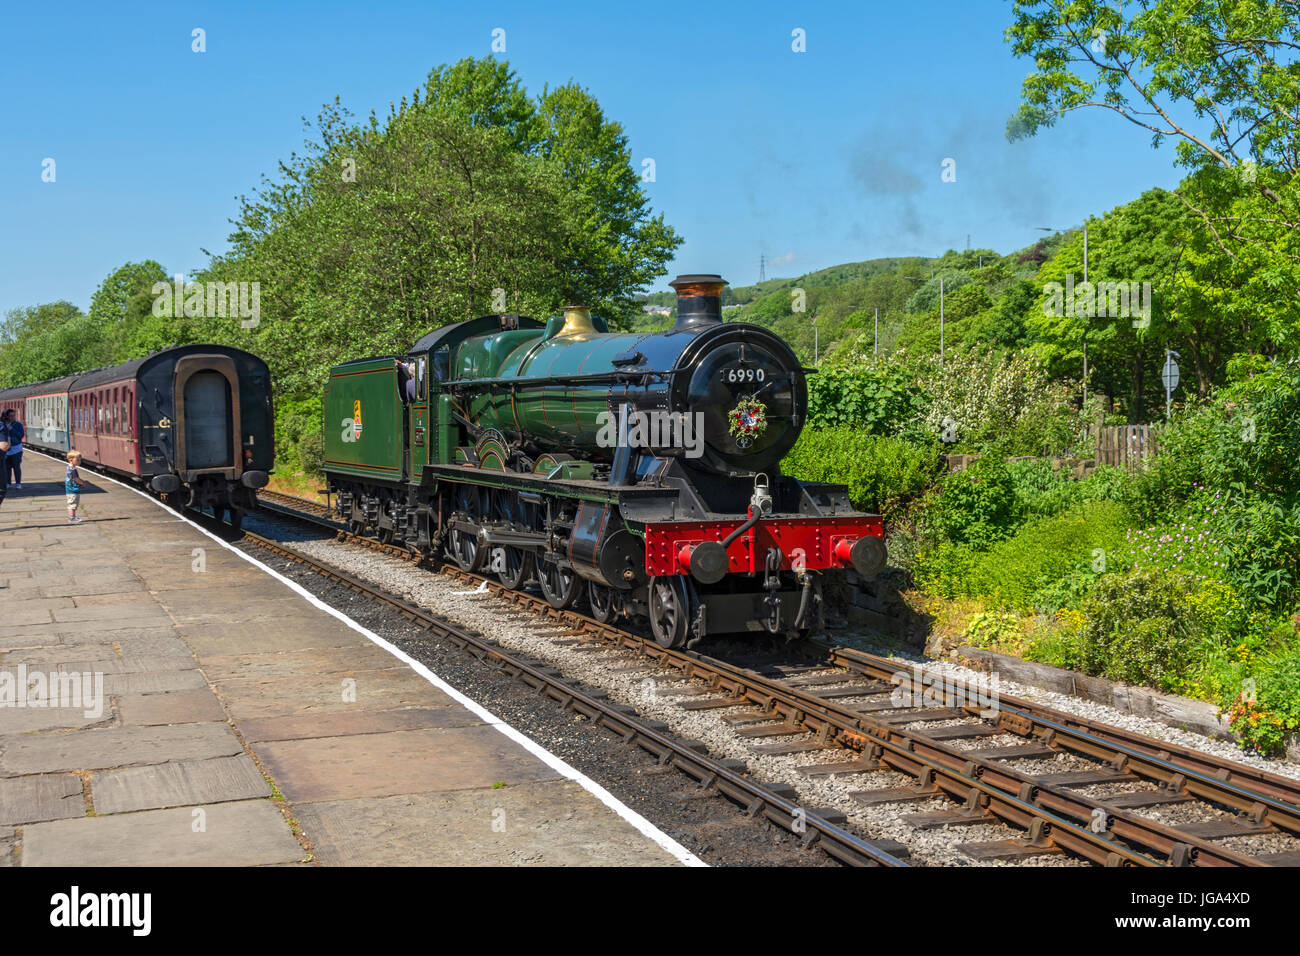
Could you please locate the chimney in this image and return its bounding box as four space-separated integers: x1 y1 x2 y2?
669 274 725 331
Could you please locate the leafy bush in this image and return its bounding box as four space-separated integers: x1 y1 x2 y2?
274 395 325 476
1071 568 1208 693
1221 650 1300 754
805 364 928 437
781 428 940 514
976 502 1128 610
908 346 1086 454
911 539 980 598
917 500 1128 611
1005 459 1131 519
925 457 1019 549
1130 364 1300 524
1116 488 1300 613
1112 495 1232 583
963 610 1024 649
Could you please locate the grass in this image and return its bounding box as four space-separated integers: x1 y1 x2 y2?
267 467 328 505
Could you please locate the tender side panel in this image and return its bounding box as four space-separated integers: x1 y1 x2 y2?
323 361 406 482
644 515 884 576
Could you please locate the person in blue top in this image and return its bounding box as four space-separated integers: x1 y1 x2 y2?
0 415 9 510
2 409 23 489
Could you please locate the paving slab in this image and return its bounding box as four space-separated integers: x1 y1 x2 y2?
0 628 65 649
176 622 362 657
103 670 209 695
91 755 270 813
254 725 561 803
215 667 449 720
241 707 480 743
0 705 110 734
21 800 304 866
0 722 242 775
0 775 85 825
39 580 149 598
297 781 679 866
118 688 227 725
198 643 403 681
60 626 179 647
51 604 172 625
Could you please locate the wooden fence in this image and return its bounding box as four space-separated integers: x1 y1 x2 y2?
1094 424 1160 469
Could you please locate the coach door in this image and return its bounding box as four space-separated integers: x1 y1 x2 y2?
174 356 241 480
89 392 101 461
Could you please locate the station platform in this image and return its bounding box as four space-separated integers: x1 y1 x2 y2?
0 453 693 867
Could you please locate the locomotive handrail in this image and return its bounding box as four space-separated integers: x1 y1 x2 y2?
446 370 672 390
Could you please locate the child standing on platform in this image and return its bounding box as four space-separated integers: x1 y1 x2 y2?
66 450 84 524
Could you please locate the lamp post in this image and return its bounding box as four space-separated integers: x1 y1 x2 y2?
905 275 943 366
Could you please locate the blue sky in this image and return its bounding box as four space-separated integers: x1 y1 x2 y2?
0 0 1185 317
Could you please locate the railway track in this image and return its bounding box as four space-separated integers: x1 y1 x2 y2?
251 488 1300 867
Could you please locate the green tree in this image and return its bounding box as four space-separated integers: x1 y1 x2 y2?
207 57 681 401
1006 0 1300 318
87 260 171 362
0 302 95 386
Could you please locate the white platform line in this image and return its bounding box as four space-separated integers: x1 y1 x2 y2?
24 451 706 867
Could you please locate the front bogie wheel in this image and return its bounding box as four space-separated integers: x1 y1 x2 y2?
648 576 690 648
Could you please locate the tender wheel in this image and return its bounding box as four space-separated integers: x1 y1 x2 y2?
588 582 617 624
495 546 533 590
649 576 689 649
447 525 483 572
538 557 585 610
377 527 395 545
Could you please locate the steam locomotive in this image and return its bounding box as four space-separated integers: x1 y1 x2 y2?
0 345 274 528
323 275 885 647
